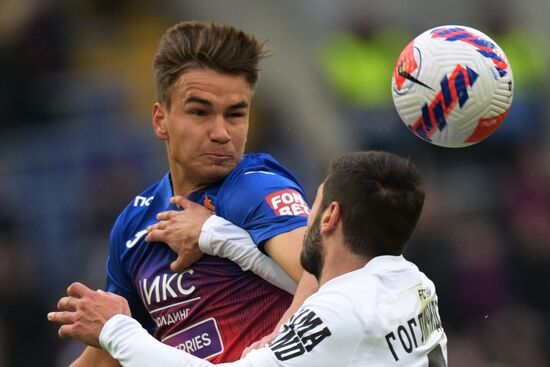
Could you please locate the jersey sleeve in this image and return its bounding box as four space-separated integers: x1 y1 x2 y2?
105 214 155 333
221 171 309 245
101 315 258 367
100 288 364 367
198 215 297 294
248 289 363 367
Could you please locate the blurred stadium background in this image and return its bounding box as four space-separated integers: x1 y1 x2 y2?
1 0 549 365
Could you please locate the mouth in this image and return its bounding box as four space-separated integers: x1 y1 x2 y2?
202 153 234 161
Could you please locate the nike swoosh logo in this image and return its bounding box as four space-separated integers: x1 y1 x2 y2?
126 229 148 249
398 61 435 91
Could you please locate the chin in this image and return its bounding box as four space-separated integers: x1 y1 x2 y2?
202 163 235 181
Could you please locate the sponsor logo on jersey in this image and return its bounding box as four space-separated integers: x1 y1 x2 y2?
126 229 148 248
203 195 215 211
265 189 310 217
140 269 196 305
161 318 224 360
134 195 154 207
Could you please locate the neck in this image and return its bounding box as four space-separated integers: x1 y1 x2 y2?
318 240 369 287
168 158 211 197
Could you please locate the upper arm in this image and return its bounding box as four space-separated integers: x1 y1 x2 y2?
222 172 309 246
70 346 122 367
105 215 155 333
105 215 134 296
262 226 306 283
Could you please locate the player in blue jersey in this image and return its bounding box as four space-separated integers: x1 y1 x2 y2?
60 21 318 366
49 151 448 367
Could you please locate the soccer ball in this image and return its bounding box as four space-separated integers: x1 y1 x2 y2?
391 25 513 148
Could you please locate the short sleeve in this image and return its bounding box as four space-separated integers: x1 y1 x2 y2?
221 171 309 245
105 215 155 333
105 216 135 298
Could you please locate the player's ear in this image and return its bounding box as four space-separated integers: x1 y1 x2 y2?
320 202 340 235
152 102 169 140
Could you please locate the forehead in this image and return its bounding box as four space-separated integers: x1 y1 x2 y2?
172 68 252 104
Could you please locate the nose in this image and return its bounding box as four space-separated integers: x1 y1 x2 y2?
209 115 231 144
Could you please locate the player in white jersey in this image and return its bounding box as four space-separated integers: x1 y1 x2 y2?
49 150 448 366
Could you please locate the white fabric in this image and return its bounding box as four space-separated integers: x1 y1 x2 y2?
101 256 447 367
198 215 297 294
101 315 265 367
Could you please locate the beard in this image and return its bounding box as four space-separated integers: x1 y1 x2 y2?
300 214 324 281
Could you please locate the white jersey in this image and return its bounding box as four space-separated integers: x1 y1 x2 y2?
100 255 447 367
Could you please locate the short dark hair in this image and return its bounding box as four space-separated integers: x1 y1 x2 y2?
320 151 425 257
153 21 269 108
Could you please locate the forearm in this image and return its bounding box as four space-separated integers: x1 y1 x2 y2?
199 215 297 294
101 315 212 367
100 315 273 367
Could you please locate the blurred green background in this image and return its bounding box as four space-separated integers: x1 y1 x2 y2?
1 0 549 365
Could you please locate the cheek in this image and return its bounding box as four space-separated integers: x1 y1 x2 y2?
231 124 249 148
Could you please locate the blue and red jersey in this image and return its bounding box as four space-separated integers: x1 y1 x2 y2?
106 153 309 363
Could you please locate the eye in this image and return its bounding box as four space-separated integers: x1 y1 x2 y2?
190 109 208 117
227 112 245 118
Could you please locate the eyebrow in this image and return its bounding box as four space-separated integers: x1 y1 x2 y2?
227 101 249 110
184 96 213 107
183 96 248 110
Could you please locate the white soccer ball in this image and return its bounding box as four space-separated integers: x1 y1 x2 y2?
391 25 513 148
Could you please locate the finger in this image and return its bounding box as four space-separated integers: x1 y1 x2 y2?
145 229 167 243
240 347 251 358
67 282 92 298
57 296 78 311
241 342 260 358
147 222 168 233
47 311 75 325
170 258 187 273
170 196 198 209
156 211 180 221
154 221 167 230
147 223 159 233
170 251 203 272
58 324 75 339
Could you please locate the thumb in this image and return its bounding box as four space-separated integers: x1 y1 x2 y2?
170 196 198 209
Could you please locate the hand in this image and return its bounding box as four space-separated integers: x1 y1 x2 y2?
47 282 131 348
145 196 213 272
240 328 279 358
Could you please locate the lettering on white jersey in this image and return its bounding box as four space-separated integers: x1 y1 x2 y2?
384 287 445 365
140 270 196 305
134 195 154 207
265 189 310 217
126 229 148 249
270 308 332 361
